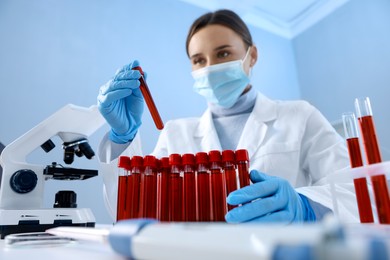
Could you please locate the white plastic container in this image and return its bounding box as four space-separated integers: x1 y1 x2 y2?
327 161 390 222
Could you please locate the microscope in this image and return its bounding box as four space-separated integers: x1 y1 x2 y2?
0 104 106 238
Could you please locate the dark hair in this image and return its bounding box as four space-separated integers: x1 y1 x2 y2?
185 9 253 57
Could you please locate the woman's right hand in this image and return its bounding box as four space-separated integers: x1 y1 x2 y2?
97 60 145 143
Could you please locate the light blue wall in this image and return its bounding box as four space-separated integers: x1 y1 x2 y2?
293 0 390 160
0 0 299 223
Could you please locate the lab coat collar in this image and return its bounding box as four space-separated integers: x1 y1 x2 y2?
249 92 278 123
195 91 277 157
236 92 277 160
195 107 223 151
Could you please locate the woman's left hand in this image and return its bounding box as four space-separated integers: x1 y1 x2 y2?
225 170 315 223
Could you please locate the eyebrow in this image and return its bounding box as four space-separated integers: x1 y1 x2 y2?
190 44 233 59
214 44 232 51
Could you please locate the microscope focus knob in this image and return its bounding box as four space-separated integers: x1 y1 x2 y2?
10 169 38 194
54 190 77 208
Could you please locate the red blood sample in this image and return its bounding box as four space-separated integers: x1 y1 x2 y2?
169 154 183 221
222 150 238 211
183 153 197 222
117 156 131 221
209 150 227 222
133 66 164 130
235 149 250 188
346 137 364 168
346 137 374 223
155 158 161 219
128 156 143 219
371 175 390 223
158 157 170 221
359 115 382 164
139 155 158 219
358 115 390 224
196 152 212 222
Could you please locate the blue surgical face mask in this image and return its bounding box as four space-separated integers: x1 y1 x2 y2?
192 47 251 108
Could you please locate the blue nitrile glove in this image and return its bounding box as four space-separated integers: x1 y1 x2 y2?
98 60 145 144
225 170 316 223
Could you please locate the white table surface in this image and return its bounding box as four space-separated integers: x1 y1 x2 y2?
0 224 126 260
0 239 127 260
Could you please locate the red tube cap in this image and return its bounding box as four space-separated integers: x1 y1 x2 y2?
195 152 209 164
131 156 144 168
208 150 221 162
182 153 195 166
143 155 157 168
160 157 169 169
222 150 235 162
118 156 131 170
235 149 249 161
169 153 182 166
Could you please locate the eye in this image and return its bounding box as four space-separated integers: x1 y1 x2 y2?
217 50 230 59
192 57 206 66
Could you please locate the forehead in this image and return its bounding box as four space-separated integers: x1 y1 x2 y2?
188 24 246 56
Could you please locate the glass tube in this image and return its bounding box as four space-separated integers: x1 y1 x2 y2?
235 149 250 188
133 66 164 130
158 157 170 221
196 152 212 222
342 112 373 223
116 156 130 221
169 154 183 221
355 97 390 224
209 150 227 222
139 155 158 219
222 150 238 211
128 156 143 219
355 97 381 163
182 153 197 222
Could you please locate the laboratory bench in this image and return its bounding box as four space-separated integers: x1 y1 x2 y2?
0 239 126 260
1 220 390 260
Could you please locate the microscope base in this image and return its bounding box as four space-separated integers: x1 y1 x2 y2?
0 208 95 239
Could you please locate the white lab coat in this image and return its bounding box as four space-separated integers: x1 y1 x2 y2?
99 92 360 222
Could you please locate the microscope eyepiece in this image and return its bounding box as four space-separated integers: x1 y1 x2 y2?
41 139 56 153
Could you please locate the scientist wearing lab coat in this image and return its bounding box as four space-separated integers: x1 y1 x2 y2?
98 9 357 223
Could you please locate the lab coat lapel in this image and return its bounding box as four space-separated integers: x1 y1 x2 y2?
194 109 222 152
236 92 277 161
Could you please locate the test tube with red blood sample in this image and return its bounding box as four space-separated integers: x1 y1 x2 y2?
222 150 238 211
209 150 227 222
183 153 197 222
169 154 183 221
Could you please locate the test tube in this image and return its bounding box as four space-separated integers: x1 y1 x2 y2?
222 150 238 211
116 156 131 221
158 157 170 221
235 149 251 188
139 155 158 219
195 152 212 222
355 97 390 223
169 154 183 221
128 156 143 219
133 66 164 130
182 153 197 222
209 150 227 222
155 158 161 220
342 112 374 223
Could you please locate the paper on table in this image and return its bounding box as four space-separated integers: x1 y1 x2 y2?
46 227 110 244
